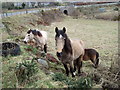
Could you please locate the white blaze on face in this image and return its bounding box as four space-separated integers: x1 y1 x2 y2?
23 34 29 42
23 32 34 42
56 34 64 53
59 35 63 39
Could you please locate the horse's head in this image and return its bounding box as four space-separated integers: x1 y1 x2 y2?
55 27 66 57
23 29 42 44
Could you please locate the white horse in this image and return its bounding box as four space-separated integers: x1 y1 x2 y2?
23 29 47 53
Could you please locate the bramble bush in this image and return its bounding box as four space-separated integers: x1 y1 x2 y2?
52 72 93 89
15 60 38 84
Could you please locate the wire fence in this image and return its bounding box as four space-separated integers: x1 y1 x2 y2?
1 9 41 18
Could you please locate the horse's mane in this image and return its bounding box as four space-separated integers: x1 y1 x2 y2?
63 34 72 54
27 29 42 37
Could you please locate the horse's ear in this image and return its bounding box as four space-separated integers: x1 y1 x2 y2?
63 27 66 33
55 27 58 33
32 30 37 35
27 29 32 34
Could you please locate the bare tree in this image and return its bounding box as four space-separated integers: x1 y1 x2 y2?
22 3 26 9
31 2 36 8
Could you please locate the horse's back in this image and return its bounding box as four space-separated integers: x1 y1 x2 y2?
40 31 47 41
85 49 98 56
35 30 47 45
71 39 84 59
84 49 99 60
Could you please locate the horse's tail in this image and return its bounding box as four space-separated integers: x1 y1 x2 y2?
96 51 99 59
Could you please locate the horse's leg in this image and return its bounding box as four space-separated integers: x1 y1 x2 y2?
77 55 83 76
73 60 77 72
94 58 99 68
74 65 76 72
44 44 47 53
63 63 69 76
90 56 97 68
70 61 75 77
41 44 44 51
90 59 95 65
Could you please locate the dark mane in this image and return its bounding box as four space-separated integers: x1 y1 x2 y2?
27 29 42 37
37 31 42 37
63 34 72 54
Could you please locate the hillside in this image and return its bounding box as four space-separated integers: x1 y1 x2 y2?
1 8 119 88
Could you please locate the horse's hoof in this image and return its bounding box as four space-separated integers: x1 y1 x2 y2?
94 66 98 68
93 65 98 68
78 72 86 76
72 75 75 77
66 74 69 77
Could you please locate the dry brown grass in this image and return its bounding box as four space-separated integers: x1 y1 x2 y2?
95 11 119 21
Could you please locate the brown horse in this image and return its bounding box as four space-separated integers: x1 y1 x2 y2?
83 49 99 68
55 27 84 77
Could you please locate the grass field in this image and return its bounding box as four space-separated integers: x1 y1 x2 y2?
1 10 118 88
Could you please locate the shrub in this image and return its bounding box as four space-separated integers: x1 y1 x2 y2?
113 15 120 21
15 60 38 84
52 72 67 81
22 3 26 9
40 10 64 26
52 72 93 89
69 77 92 89
8 7 13 10
14 6 19 10
95 11 118 21
41 10 44 13
18 7 23 9
114 7 119 11
25 45 38 54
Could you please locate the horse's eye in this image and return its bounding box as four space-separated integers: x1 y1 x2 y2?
28 35 30 36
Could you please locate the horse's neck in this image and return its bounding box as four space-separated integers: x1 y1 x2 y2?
63 36 72 54
34 36 42 44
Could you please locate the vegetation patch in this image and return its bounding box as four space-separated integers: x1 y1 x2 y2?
36 9 64 26
52 72 67 82
52 72 92 89
95 11 119 21
15 60 39 84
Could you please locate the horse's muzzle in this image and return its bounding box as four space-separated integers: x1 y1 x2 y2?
56 52 62 57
